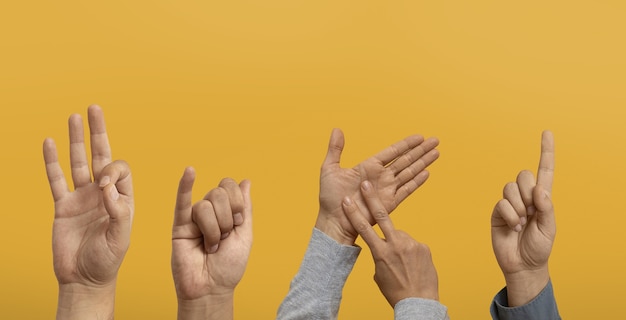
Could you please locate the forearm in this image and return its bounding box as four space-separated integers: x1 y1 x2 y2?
177 293 234 320
277 228 360 320
56 282 116 320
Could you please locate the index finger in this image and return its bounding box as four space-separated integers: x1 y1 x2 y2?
173 167 196 226
360 181 396 238
537 130 555 194
342 196 383 252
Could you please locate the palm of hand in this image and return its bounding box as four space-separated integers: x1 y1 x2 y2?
172 228 252 300
53 183 132 286
319 159 398 239
492 216 554 275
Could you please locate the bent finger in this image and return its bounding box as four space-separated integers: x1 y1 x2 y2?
492 199 523 232
219 177 245 226
192 200 222 253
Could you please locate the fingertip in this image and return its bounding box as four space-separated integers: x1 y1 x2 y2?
240 179 251 194
184 166 196 177
99 175 111 188
342 196 353 207
233 212 244 225
361 180 373 193
88 104 102 113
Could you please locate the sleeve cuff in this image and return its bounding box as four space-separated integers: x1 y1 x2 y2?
490 279 561 320
394 298 449 320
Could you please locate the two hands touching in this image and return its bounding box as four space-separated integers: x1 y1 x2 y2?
315 128 440 246
45 106 557 319
310 129 558 318
45 106 252 320
317 129 443 307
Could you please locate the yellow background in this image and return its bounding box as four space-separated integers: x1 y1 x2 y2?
1 1 625 318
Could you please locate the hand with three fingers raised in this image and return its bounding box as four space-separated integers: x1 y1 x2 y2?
44 105 134 320
171 167 252 320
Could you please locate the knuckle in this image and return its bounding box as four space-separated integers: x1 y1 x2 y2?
373 209 389 220
208 187 228 202
353 221 371 234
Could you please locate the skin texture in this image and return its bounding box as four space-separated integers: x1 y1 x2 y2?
316 128 440 245
343 181 439 308
491 130 556 307
172 167 252 320
44 105 134 320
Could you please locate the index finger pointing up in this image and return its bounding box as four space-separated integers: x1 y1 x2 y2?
537 130 555 194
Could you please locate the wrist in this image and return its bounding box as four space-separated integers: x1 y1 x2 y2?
314 212 356 245
177 292 234 320
504 267 550 307
57 282 117 320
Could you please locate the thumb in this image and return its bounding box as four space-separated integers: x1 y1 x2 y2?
322 128 344 168
533 184 555 234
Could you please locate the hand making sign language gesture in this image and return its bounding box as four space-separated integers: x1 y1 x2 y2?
316 128 440 245
43 105 134 319
491 131 557 308
342 181 449 320
171 167 252 320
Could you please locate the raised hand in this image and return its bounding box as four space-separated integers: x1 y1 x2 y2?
172 167 252 320
316 128 439 245
342 180 439 307
44 105 134 319
491 130 556 306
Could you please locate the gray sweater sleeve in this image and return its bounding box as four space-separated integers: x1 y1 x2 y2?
490 279 561 320
276 228 361 320
394 298 450 320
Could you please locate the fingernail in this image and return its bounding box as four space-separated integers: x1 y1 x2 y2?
209 244 219 254
520 216 527 226
221 232 230 240
233 213 243 225
343 197 353 206
99 176 110 188
527 206 536 216
362 181 372 191
514 224 522 232
110 185 119 201
544 190 551 198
